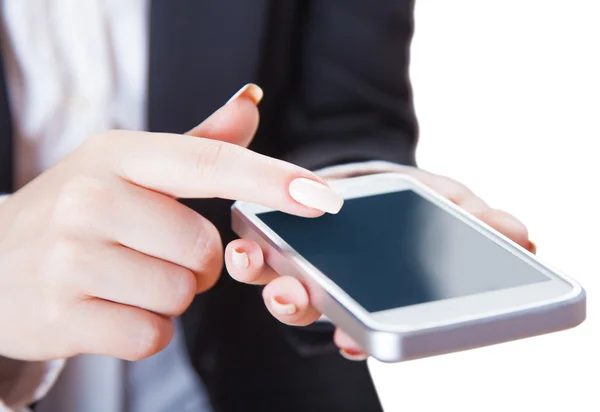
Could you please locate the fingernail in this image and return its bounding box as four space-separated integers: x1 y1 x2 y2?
288 178 344 214
232 249 249 270
528 241 537 254
339 348 369 362
227 83 264 105
270 296 297 316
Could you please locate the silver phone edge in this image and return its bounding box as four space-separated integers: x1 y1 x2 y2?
231 204 586 363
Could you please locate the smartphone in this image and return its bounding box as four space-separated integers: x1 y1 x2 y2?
231 173 586 362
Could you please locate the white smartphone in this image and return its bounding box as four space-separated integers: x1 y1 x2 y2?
231 173 586 362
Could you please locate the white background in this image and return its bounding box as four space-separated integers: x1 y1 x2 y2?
369 1 600 411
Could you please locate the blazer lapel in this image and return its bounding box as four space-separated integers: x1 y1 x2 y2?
147 0 273 375
148 0 270 134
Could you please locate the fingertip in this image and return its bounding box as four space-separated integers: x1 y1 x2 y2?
186 84 262 147
227 83 264 106
334 328 364 352
268 295 298 316
288 177 344 216
231 248 250 270
335 328 368 361
263 276 309 311
263 276 320 326
225 239 265 283
339 348 369 362
528 240 537 254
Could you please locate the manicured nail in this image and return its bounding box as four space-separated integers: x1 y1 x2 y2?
232 249 249 270
339 348 369 361
270 296 297 316
528 241 537 254
288 178 344 214
227 83 264 105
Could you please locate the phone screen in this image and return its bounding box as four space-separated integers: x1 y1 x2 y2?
256 189 549 313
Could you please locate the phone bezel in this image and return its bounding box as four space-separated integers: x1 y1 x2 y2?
232 173 581 333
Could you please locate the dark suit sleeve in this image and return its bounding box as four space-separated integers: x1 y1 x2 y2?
281 0 419 170
276 0 419 356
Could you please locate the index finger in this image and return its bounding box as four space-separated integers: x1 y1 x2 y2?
98 131 343 217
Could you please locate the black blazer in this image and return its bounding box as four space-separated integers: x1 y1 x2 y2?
0 1 418 411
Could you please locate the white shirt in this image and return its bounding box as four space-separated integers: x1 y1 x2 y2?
0 1 210 411
2 0 148 189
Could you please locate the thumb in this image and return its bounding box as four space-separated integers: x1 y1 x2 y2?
186 83 263 148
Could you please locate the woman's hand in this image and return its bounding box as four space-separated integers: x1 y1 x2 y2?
0 84 344 362
225 164 536 360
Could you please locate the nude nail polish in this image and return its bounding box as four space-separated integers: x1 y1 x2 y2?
232 249 249 270
270 296 297 316
339 348 369 361
227 83 264 105
288 178 344 214
528 241 537 254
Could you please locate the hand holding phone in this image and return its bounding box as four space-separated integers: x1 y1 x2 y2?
228 173 585 362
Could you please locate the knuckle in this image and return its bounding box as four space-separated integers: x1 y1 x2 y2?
197 261 222 292
38 241 84 327
434 174 472 204
53 177 110 232
184 217 222 272
194 140 227 180
44 240 82 287
448 178 473 198
168 268 197 316
43 299 70 332
131 316 171 360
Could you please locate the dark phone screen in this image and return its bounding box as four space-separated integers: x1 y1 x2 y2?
257 190 548 313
